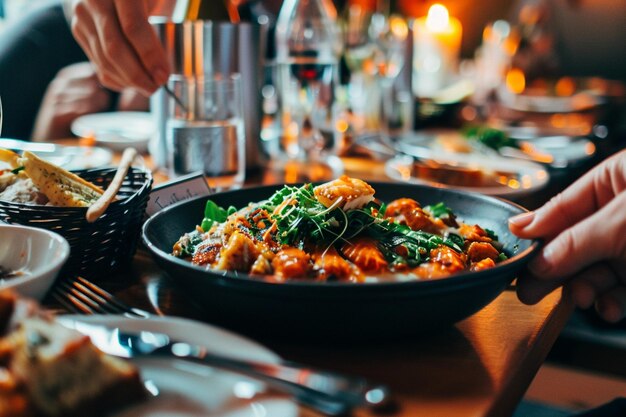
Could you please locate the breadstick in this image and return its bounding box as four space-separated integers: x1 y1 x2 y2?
86 148 137 223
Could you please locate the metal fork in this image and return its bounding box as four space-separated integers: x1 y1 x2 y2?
51 276 151 318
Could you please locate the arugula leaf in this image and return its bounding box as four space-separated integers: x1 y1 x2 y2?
194 183 468 268
201 200 237 231
10 166 25 175
445 233 465 250
485 228 498 241
425 202 452 218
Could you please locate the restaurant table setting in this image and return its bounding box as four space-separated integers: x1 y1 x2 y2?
0 1 625 416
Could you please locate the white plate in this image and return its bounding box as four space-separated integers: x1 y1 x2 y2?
496 84 604 113
385 154 549 197
72 112 154 153
0 138 113 171
516 135 596 168
57 315 297 417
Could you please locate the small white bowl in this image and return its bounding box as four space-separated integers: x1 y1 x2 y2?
0 224 70 300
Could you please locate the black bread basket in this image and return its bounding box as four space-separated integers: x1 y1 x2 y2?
0 166 153 278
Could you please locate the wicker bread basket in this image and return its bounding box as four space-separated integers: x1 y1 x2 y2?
0 167 153 278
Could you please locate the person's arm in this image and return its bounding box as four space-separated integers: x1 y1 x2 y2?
31 62 112 141
64 0 171 95
509 149 626 322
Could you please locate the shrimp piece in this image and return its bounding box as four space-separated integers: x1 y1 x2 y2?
466 242 500 263
384 198 442 234
313 175 374 211
272 248 311 279
413 246 467 278
313 246 365 282
413 262 456 279
341 238 388 273
470 258 496 271
459 224 493 244
430 245 467 273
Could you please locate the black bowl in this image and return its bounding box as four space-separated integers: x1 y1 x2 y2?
142 182 538 341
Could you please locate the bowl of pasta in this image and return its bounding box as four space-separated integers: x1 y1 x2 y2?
142 176 539 340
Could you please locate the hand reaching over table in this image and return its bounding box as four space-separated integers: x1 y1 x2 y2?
31 62 112 141
66 0 170 95
509 149 626 323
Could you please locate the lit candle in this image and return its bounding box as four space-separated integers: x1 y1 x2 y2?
412 4 462 97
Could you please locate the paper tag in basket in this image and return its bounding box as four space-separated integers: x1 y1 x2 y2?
146 172 212 216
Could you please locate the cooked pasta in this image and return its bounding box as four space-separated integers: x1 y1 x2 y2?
173 176 507 282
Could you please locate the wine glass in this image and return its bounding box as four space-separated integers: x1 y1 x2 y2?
342 3 378 132
273 0 343 182
368 13 409 143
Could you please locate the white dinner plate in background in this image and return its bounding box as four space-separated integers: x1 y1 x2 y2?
0 138 112 170
72 112 154 153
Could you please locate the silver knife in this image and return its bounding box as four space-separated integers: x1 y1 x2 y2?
58 319 389 416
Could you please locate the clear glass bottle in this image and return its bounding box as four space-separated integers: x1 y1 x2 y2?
273 0 343 181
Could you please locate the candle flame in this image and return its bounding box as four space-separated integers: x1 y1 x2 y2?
506 68 526 94
426 4 450 33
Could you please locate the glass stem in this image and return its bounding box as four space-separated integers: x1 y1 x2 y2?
379 78 395 144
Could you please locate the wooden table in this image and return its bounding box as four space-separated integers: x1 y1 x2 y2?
67 148 576 417
92 248 573 417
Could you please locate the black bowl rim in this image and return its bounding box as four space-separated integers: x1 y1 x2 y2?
141 181 539 293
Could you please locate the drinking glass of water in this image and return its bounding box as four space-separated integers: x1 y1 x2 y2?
166 74 246 191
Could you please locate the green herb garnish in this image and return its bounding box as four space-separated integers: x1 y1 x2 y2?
177 230 204 257
200 200 236 232
190 184 468 267
425 202 452 218
485 228 498 241
464 126 517 151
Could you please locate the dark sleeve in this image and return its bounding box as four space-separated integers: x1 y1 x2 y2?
0 1 87 139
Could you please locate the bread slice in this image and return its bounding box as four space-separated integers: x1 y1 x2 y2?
8 317 145 416
0 292 145 416
19 151 103 207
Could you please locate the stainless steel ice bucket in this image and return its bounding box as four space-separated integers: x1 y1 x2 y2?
149 18 268 169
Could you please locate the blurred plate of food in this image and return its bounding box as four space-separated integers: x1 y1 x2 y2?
385 152 549 197
495 75 619 113
395 127 595 169
510 135 597 169
0 138 112 171
60 315 296 417
0 292 295 417
493 120 594 140
71 111 154 153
